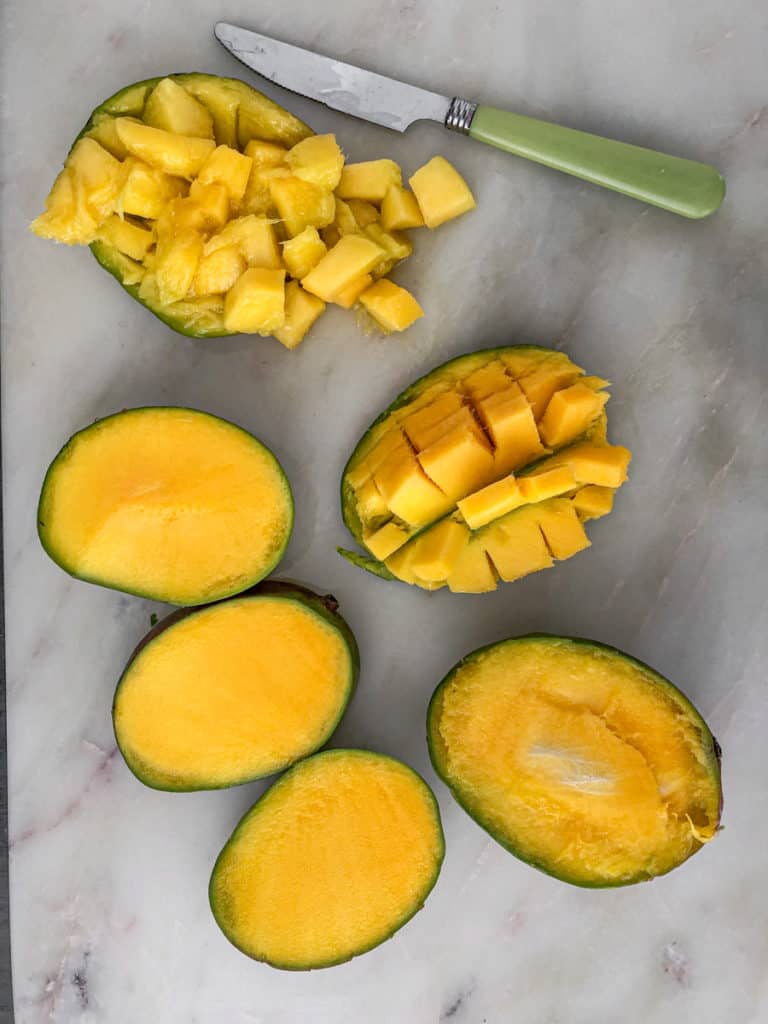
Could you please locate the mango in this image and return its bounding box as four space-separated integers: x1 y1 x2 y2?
282 226 327 280
302 235 385 302
336 159 402 201
223 267 286 335
409 156 475 228
380 185 424 231
287 134 344 190
359 280 424 333
273 281 325 350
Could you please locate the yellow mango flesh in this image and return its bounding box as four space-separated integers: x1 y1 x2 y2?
359 279 424 332
205 215 282 269
115 118 216 177
457 475 524 530
38 408 292 605
268 175 336 236
223 268 286 335
336 159 402 201
209 751 443 968
408 519 470 582
380 185 424 231
409 156 476 228
97 215 154 261
302 235 385 302
539 383 609 448
273 281 325 350
287 133 344 190
363 520 412 561
344 348 624 591
282 226 327 280
333 273 373 309
119 159 186 219
142 77 214 139
196 145 253 204
191 245 245 296
429 638 721 885
114 596 353 788
572 484 615 520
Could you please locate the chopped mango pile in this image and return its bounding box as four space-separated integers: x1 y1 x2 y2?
31 75 476 346
341 347 631 593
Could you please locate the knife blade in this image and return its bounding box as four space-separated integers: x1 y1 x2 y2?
215 22 725 218
214 22 452 132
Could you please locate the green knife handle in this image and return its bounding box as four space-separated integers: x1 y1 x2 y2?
464 104 725 218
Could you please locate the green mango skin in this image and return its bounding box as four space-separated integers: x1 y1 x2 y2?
38 406 294 605
427 634 723 889
113 581 360 792
76 74 313 338
208 748 445 970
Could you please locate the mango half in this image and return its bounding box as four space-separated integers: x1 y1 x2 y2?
428 635 722 887
209 749 444 968
114 582 359 791
339 346 630 593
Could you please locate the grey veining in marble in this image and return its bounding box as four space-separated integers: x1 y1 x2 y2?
2 1 767 1021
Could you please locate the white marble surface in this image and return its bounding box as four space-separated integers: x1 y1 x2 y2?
2 1 768 1021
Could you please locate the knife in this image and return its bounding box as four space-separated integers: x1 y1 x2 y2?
215 22 724 220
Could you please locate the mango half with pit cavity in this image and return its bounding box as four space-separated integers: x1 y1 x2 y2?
339 346 630 593
428 635 722 886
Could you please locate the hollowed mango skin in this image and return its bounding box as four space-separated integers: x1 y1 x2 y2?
82 75 312 337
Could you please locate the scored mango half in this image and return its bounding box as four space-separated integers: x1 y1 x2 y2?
428 635 722 887
31 74 474 346
339 346 631 593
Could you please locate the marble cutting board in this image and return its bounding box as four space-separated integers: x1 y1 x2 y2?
2 1 767 1021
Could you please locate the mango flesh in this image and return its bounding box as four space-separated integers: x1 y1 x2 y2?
38 407 293 605
114 586 357 790
428 636 722 886
209 750 444 968
33 75 470 342
341 346 627 592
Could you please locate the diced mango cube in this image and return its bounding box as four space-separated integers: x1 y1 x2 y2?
244 139 288 166
384 543 420 585
518 465 578 504
223 267 286 335
143 78 214 139
482 510 553 581
196 145 253 205
373 449 451 526
401 393 465 450
204 216 282 269
115 118 215 177
287 134 344 190
380 185 424 231
337 159 402 202
282 226 327 279
363 430 409 477
182 78 239 147
409 519 470 582
475 384 547 474
364 224 413 275
302 235 385 301
273 281 325 350
87 114 129 159
119 159 187 219
446 539 497 593
364 521 412 561
517 365 582 420
154 229 203 305
359 280 424 333
548 442 631 488
354 478 389 524
333 198 360 236
539 383 609 448
457 475 524 530
190 245 245 296
346 198 380 228
535 499 591 560
240 164 290 216
97 215 154 261
332 274 372 310
571 485 615 521
417 427 494 501
462 361 512 402
268 175 336 236
186 180 230 229
409 156 475 229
